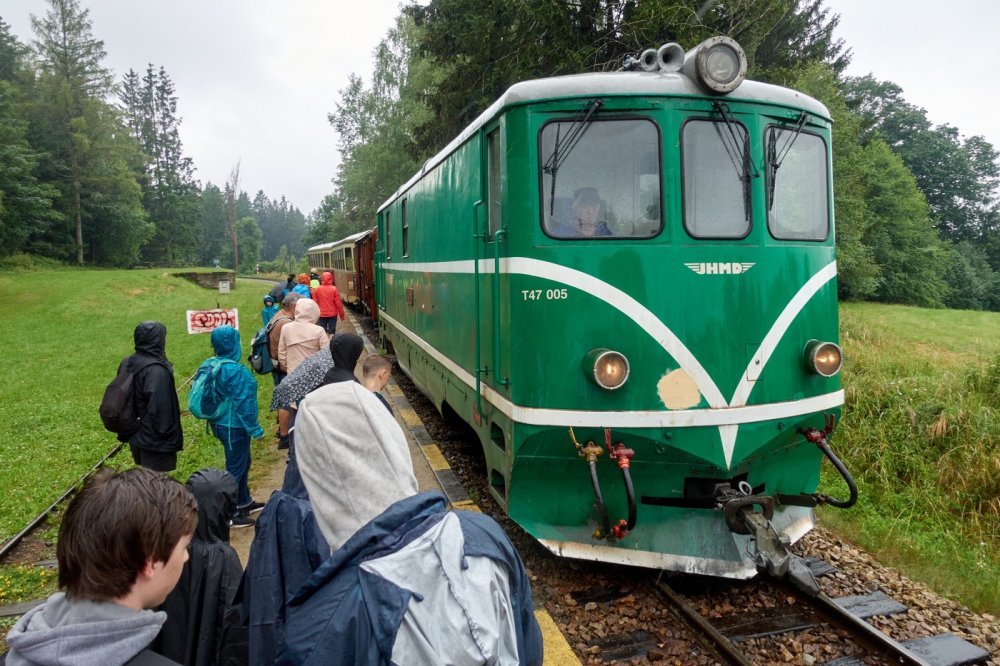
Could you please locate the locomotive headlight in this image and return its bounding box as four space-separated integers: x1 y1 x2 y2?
804 340 843 377
682 36 747 94
584 349 630 390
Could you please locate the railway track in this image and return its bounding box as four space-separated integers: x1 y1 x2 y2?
652 566 990 666
0 371 198 565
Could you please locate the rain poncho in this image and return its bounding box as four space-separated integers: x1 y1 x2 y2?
276 493 543 666
291 274 312 299
243 454 329 665
203 326 263 437
277 299 328 375
121 321 182 453
153 468 243 666
261 295 279 326
313 272 345 320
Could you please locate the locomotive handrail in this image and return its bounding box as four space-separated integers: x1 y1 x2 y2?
472 197 487 420
491 228 509 388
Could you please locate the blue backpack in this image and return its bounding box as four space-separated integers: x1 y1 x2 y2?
188 358 238 421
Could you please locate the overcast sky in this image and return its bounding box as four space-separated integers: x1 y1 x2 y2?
0 1 997 216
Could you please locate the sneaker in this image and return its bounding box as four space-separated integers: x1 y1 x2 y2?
277 436 289 450
229 515 254 529
243 501 265 515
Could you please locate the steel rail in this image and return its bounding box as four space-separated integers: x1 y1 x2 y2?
797 585 934 666
0 370 199 563
0 443 124 561
652 576 753 666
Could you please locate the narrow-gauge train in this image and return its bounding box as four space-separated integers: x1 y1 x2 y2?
374 38 853 582
306 228 378 319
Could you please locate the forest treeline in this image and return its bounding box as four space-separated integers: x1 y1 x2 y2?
311 0 1000 311
2 1 999 310
0 0 308 272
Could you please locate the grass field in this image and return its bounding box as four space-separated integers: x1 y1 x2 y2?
0 267 281 548
0 270 997 616
820 302 1000 613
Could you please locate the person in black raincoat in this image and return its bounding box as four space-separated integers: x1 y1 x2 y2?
153 468 243 666
121 321 183 472
242 454 329 665
320 332 364 386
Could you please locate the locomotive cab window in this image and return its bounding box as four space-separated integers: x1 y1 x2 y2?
682 119 751 239
401 199 409 257
385 210 391 259
766 126 829 241
540 118 661 239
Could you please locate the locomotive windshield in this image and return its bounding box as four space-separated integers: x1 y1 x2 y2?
766 127 829 241
682 119 751 239
540 118 662 239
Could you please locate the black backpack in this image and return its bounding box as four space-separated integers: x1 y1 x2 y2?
99 356 166 436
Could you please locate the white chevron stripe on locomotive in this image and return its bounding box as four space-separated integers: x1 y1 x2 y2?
380 258 842 468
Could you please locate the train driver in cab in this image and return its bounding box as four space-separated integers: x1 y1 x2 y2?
551 187 613 238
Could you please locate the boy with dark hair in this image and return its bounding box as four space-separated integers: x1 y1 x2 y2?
5 467 198 666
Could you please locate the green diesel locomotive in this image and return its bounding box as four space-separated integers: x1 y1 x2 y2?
375 37 853 586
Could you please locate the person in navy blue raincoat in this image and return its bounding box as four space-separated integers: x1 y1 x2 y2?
242 454 328 665
277 381 543 666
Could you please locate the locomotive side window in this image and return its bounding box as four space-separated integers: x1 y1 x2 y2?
539 118 661 239
402 199 409 257
682 119 751 239
766 127 829 241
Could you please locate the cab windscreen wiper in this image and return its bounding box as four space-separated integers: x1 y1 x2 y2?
543 98 604 214
713 101 757 222
767 112 808 211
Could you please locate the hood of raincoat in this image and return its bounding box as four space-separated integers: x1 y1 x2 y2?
210 325 242 362
321 271 333 286
296 382 418 550
297 273 310 285
154 470 243 665
187 468 236 543
323 333 364 385
134 320 168 359
330 333 363 371
5 593 167 666
294 298 320 324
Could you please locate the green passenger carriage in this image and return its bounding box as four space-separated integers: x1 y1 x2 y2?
375 37 852 583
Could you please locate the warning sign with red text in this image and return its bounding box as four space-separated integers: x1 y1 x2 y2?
186 308 239 334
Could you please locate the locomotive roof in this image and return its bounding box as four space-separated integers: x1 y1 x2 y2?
306 228 371 253
379 71 831 212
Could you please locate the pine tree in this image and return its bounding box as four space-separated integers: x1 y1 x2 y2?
30 0 114 264
0 79 62 257
118 64 199 263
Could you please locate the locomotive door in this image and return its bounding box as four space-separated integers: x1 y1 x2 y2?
475 126 509 412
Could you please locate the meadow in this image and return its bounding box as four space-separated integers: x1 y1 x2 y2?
0 268 997 616
821 302 1000 613
0 266 281 545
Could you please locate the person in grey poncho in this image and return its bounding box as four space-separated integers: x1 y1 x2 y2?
280 382 542 665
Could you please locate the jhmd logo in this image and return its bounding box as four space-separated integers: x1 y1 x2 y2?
685 262 755 275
